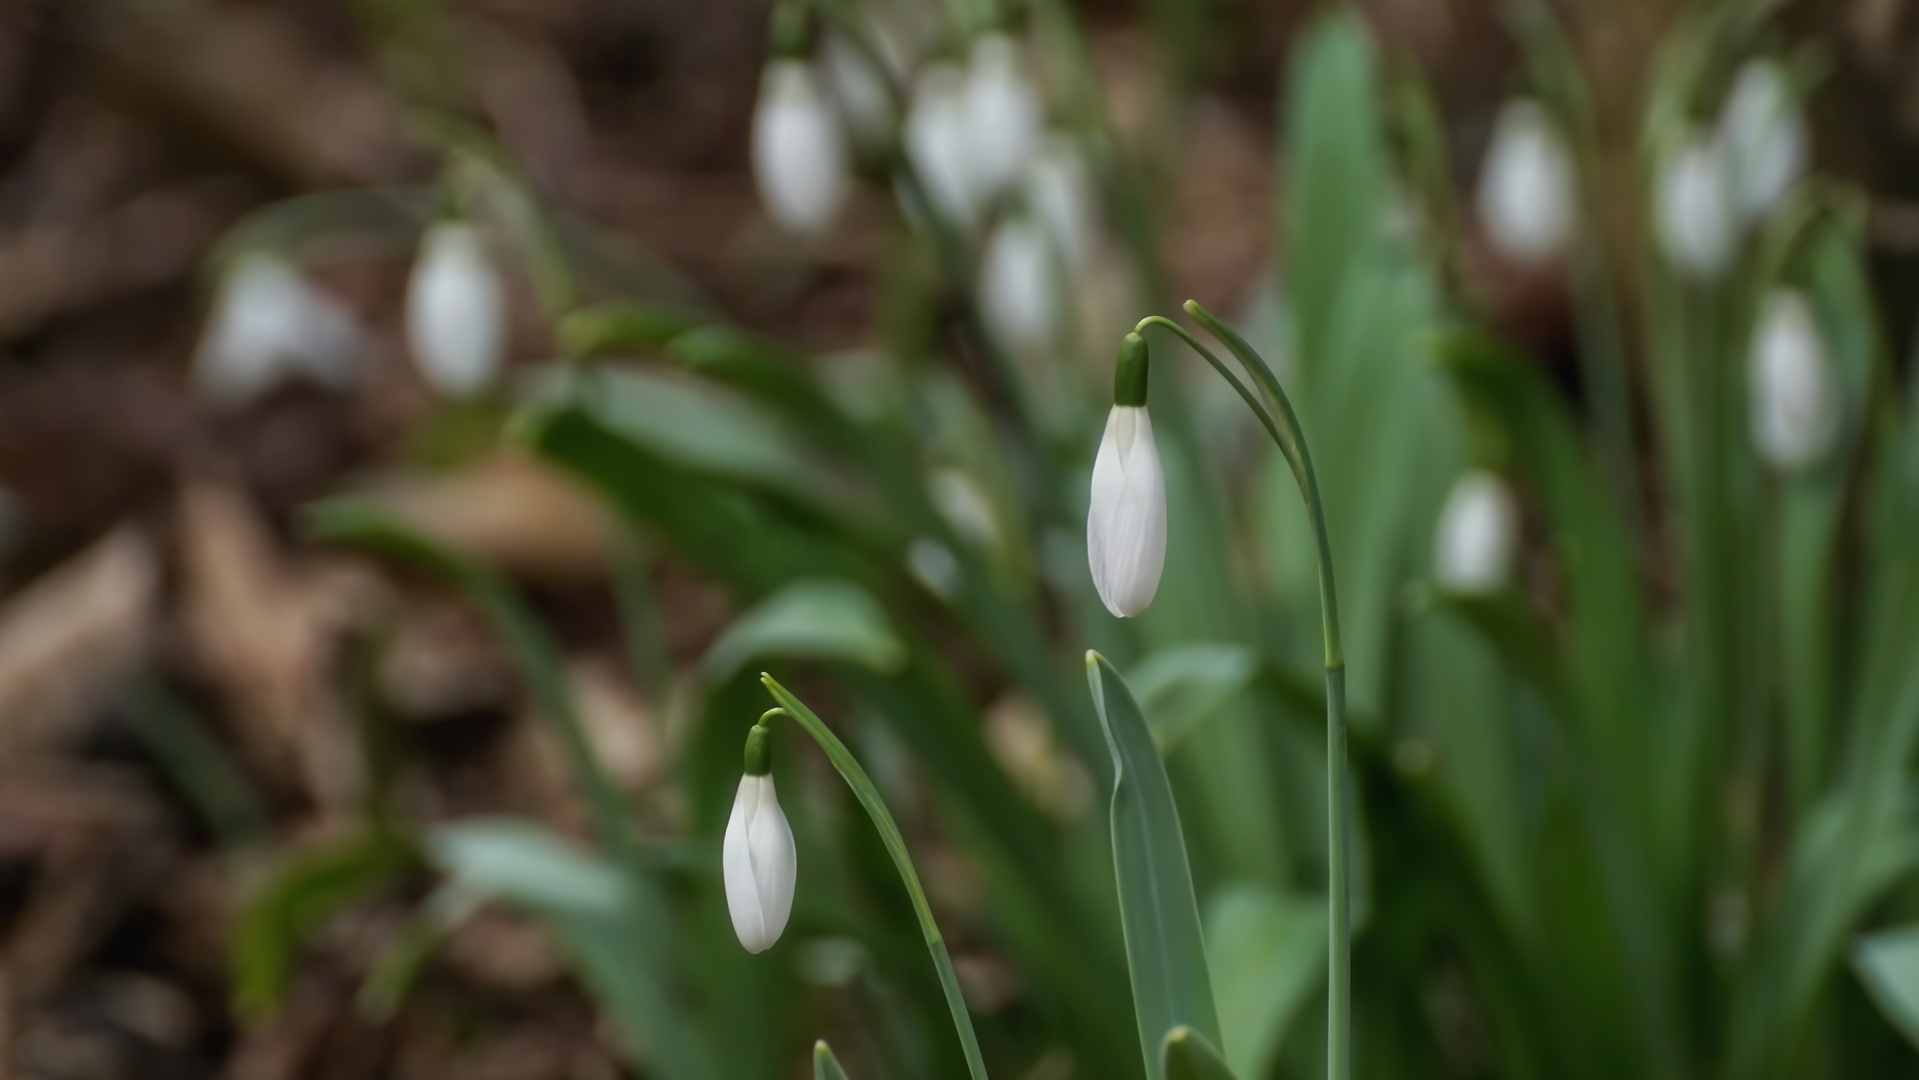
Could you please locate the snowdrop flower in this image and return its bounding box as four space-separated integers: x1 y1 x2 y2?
963 35 1042 210
1750 288 1837 471
406 222 505 397
753 59 851 236
1087 333 1166 618
979 216 1057 352
821 31 897 151
1476 99 1576 265
1434 471 1519 594
1719 60 1807 225
1655 132 1738 280
1024 137 1096 270
724 723 797 954
904 63 980 227
194 252 361 408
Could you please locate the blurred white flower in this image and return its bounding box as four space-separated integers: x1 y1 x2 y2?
194 252 361 408
1655 133 1738 280
904 63 979 227
963 34 1042 211
752 59 851 236
1024 136 1096 271
406 222 505 397
1718 60 1807 225
820 31 897 152
1750 288 1837 471
929 467 1001 550
1476 99 1576 265
723 771 797 954
1434 470 1519 594
979 216 1057 353
1088 404 1166 618
907 536 962 598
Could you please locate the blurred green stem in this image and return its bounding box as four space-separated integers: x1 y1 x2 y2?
758 678 990 1080
1136 302 1352 1080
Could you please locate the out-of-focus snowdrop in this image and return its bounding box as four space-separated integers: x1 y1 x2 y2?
1024 137 1096 271
752 59 851 236
963 35 1042 209
406 222 505 397
1434 470 1519 594
904 63 979 227
194 252 362 408
1655 132 1738 281
1476 99 1576 265
1749 288 1838 471
929 467 1002 550
821 31 899 152
979 216 1058 353
1718 60 1807 226
907 536 962 598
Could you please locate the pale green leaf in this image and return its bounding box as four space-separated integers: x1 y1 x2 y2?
1161 1025 1238 1080
1205 883 1326 1079
1128 644 1261 752
704 579 905 681
1854 925 1919 1050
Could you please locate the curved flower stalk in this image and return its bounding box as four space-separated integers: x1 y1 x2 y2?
749 676 990 1080
1434 470 1520 594
1476 98 1576 265
1749 287 1837 471
753 58 852 236
1126 301 1352 1080
406 220 506 396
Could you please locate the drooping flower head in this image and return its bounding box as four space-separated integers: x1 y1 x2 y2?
1434 470 1519 595
1750 287 1838 472
723 722 798 954
1476 98 1576 265
406 221 506 397
1087 332 1167 618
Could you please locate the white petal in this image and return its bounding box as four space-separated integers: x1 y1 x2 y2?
723 775 796 953
905 64 979 228
1025 137 1095 270
979 217 1056 352
1719 61 1806 223
753 61 850 236
1476 99 1575 265
1750 288 1836 471
1655 133 1738 280
1087 406 1167 617
963 35 1041 207
407 223 506 397
1435 471 1518 594
195 253 361 408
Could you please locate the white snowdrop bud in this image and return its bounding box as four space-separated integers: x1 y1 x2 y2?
406 222 505 397
905 63 980 227
963 35 1042 208
979 216 1057 353
1025 136 1096 270
1750 288 1837 471
1656 133 1739 280
1476 99 1576 265
194 252 361 408
753 59 851 236
820 31 897 151
1087 334 1166 618
1719 60 1807 225
724 725 797 954
1435 470 1519 595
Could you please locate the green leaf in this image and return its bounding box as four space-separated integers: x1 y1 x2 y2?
357 884 482 1022
1160 1025 1238 1080
703 579 906 681
1127 644 1260 753
427 818 627 918
1854 925 1919 1050
813 1038 853 1080
231 830 419 1019
1204 883 1326 1080
1087 651 1222 1077
557 299 707 358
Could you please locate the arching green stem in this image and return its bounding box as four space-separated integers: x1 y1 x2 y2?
1137 302 1351 1080
757 680 990 1080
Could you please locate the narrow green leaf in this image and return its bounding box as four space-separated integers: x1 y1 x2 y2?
814 1038 853 1080
357 884 481 1022
122 681 272 850
1854 925 1919 1050
1204 884 1325 1080
703 579 905 681
1087 651 1222 1077
1160 1025 1238 1080
427 818 627 918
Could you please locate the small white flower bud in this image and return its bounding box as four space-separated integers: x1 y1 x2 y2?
753 60 851 236
723 771 797 954
1024 136 1096 271
1087 404 1166 618
194 252 361 408
904 63 979 228
820 32 897 151
1435 471 1519 594
1476 99 1576 265
1656 133 1739 280
1718 60 1807 225
979 216 1057 353
406 222 506 397
1750 288 1837 471
963 35 1041 210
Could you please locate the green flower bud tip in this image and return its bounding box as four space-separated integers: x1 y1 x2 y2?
744 722 773 776
1113 332 1149 407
